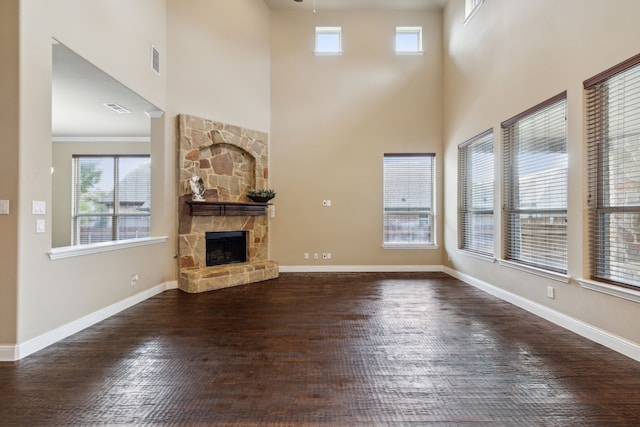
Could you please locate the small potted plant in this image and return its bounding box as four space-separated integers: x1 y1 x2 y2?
247 188 276 203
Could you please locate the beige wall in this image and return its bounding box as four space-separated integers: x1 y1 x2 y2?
16 0 172 344
443 0 640 343
0 0 19 345
166 0 271 133
51 140 151 248
270 10 443 267
7 0 272 349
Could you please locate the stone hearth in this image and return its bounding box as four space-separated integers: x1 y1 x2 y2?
177 114 278 293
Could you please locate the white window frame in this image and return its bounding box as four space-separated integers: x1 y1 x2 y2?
72 155 151 246
464 0 484 24
584 54 640 292
458 129 494 258
395 26 423 55
315 27 342 55
501 93 568 275
383 153 437 249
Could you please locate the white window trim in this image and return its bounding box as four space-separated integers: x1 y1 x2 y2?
48 236 168 260
383 154 437 248
315 26 342 56
382 243 439 250
457 249 495 263
498 258 570 284
395 26 424 55
464 0 484 25
578 279 640 304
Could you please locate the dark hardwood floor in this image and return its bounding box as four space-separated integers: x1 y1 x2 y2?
2 272 640 426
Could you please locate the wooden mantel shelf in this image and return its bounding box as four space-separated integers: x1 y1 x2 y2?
186 201 269 216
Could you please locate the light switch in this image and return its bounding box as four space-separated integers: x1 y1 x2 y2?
32 200 46 215
0 200 8 215
36 219 45 233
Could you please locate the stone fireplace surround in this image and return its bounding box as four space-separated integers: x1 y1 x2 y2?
178 114 279 293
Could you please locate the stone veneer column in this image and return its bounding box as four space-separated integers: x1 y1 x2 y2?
177 114 278 293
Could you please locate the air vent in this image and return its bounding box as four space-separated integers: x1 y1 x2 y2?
103 103 131 114
151 45 160 75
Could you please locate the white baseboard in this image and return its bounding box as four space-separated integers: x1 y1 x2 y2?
444 266 640 362
0 280 178 362
0 345 17 362
279 265 444 273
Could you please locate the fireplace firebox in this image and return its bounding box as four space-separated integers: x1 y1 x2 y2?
205 231 247 266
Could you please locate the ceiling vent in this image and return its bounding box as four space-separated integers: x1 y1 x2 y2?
103 102 131 114
151 45 160 75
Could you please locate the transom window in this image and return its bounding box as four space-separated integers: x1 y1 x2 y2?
72 155 151 245
395 27 423 54
383 154 436 247
458 129 494 257
585 54 640 289
502 93 568 273
315 27 342 55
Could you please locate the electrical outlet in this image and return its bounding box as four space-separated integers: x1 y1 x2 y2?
547 286 555 299
314 253 319 260
32 200 46 215
327 252 332 259
304 252 309 260
0 200 9 215
130 274 139 286
36 219 45 233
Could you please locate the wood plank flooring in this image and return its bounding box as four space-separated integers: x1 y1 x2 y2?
2 272 640 426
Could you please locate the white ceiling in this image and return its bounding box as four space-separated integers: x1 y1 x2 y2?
264 0 448 11
52 41 158 139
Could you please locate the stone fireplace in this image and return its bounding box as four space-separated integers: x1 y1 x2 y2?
178 114 279 293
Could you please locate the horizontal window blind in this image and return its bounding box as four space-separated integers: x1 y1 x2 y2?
502 93 568 273
585 55 640 289
459 129 494 256
73 156 151 245
383 154 435 245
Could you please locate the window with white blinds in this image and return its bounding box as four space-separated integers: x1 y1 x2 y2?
72 155 151 245
502 93 568 273
458 129 494 256
585 54 640 289
383 154 435 247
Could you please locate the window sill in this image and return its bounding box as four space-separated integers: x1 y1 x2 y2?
48 236 168 260
498 259 569 283
314 51 343 56
382 243 438 250
395 51 424 56
457 249 495 263
578 279 640 304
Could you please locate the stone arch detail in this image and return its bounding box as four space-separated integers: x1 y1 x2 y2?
178 114 268 202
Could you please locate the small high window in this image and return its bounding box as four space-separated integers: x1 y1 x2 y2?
315 27 342 55
395 27 423 54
